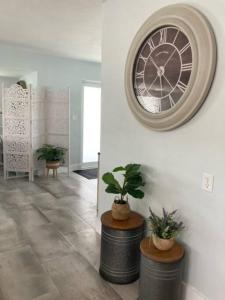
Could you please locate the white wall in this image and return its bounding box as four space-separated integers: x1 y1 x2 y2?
100 1 225 300
0 76 19 112
20 71 38 88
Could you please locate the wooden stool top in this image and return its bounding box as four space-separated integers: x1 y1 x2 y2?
140 238 184 263
101 210 144 231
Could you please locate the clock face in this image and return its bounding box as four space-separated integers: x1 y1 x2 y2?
133 25 193 114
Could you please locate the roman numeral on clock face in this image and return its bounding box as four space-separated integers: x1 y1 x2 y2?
169 94 176 107
135 70 144 79
139 54 148 63
147 38 155 51
180 42 190 55
177 80 187 93
173 30 180 44
159 28 167 44
181 63 192 71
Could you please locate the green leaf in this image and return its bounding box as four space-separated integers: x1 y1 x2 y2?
113 166 125 172
125 164 141 173
102 172 122 191
125 164 142 179
127 188 144 199
126 174 145 187
105 185 121 194
102 173 117 185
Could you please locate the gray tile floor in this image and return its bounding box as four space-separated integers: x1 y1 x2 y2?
0 172 138 300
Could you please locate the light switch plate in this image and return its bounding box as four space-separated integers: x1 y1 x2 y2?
202 173 214 192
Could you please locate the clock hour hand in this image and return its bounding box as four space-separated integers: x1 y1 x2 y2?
149 56 160 71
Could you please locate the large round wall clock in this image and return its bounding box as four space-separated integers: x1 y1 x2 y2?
125 4 217 131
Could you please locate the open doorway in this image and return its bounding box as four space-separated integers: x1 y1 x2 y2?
74 82 101 180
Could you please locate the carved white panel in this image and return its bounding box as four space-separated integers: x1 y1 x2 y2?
4 85 29 117
5 84 29 99
4 137 29 153
4 99 29 119
3 84 31 176
5 153 29 171
4 119 29 136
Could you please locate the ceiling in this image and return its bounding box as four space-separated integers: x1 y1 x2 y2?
0 0 102 62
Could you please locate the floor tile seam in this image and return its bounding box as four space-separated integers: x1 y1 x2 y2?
32 204 53 224
34 203 101 242
40 252 124 300
67 208 101 237
0 243 32 255
33 183 100 237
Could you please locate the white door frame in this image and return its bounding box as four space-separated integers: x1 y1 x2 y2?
80 80 101 170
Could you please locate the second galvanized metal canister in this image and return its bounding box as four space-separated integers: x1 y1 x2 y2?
139 238 184 300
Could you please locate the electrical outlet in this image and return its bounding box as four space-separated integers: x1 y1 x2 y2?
202 173 214 192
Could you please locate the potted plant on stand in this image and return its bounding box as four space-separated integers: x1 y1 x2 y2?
102 164 145 220
36 144 67 176
149 207 185 251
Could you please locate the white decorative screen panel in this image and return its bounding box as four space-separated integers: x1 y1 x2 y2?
46 88 70 174
4 119 30 136
32 88 46 174
5 153 29 172
4 137 29 153
3 84 31 177
4 99 29 118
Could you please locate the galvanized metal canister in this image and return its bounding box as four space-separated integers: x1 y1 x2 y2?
139 238 184 300
99 211 144 284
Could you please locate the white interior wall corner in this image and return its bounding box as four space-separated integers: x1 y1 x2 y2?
183 283 209 300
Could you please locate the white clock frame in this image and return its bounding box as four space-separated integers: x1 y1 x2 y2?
125 4 217 131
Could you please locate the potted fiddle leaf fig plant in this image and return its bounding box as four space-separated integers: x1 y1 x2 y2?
149 207 185 251
102 164 145 220
36 144 67 169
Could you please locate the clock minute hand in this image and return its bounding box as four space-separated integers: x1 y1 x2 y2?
163 49 177 68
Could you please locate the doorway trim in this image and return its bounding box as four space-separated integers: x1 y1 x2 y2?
80 80 101 170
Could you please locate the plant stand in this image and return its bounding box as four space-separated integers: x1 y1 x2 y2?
138 238 184 300
45 161 60 178
99 210 144 284
46 166 58 177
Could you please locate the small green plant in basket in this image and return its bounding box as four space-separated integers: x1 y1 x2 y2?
102 163 145 220
149 207 185 251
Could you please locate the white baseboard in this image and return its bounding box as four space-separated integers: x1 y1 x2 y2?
70 162 98 171
183 282 209 300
